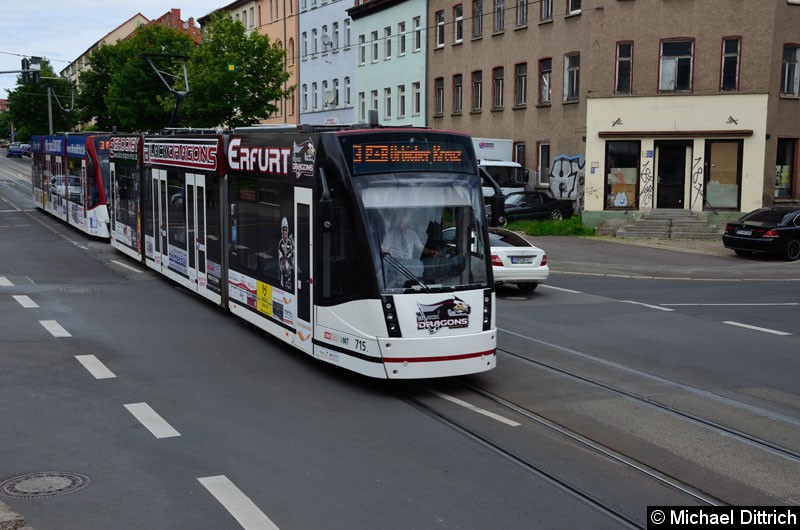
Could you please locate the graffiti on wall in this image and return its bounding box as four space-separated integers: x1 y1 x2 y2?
549 155 585 208
639 159 653 208
691 156 705 209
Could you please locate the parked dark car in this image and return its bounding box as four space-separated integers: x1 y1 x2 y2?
496 191 574 223
6 142 22 158
722 207 800 261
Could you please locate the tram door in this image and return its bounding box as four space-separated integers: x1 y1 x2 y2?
294 188 313 354
150 168 168 271
186 173 218 303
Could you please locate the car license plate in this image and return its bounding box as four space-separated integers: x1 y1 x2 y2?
736 229 752 236
511 256 535 264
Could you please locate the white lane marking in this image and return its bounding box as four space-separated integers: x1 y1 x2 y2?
431 390 521 427
75 355 117 379
40 320 72 337
0 277 12 287
110 259 144 273
13 295 38 308
540 285 582 294
124 403 181 439
663 303 799 306
198 475 280 530
722 321 792 336
621 300 675 312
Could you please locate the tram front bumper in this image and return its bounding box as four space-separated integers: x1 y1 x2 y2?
378 329 496 379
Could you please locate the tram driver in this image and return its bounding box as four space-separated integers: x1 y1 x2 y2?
381 214 438 261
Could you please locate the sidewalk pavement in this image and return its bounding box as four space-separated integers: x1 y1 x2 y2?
0 500 31 530
529 236 800 281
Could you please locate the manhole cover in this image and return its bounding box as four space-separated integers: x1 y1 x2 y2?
0 472 91 498
59 287 100 293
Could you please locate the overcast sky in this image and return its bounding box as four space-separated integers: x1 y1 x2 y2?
0 1 225 99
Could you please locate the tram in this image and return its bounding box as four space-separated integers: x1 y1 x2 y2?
108 125 497 379
31 133 111 238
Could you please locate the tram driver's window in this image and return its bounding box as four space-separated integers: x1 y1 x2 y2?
322 182 366 300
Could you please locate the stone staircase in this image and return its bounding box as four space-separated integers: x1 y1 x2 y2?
614 209 723 240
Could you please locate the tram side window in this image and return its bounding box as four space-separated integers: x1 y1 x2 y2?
67 158 83 206
229 175 289 291
88 158 100 208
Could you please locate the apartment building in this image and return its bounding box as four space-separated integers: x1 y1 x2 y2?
426 0 800 224
348 0 428 126
299 0 355 124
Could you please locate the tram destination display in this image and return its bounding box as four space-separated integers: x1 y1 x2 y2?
346 138 475 175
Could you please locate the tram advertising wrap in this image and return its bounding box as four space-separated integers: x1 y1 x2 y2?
34 125 497 379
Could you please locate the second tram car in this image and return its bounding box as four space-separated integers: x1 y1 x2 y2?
31 133 111 238
107 125 497 379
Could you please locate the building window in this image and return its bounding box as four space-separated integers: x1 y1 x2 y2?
616 42 633 95
516 0 527 27
514 142 526 170
412 82 421 115
371 90 378 113
493 0 505 33
537 142 550 186
312 82 318 109
398 22 406 55
472 70 483 110
371 31 379 62
564 53 580 102
453 74 463 113
492 67 504 109
332 22 339 50
358 35 365 65
384 27 392 59
454 5 464 43
398 84 406 117
781 45 799 96
660 39 694 92
312 28 318 55
776 138 796 198
413 17 422 51
288 38 295 66
344 20 351 48
436 11 445 47
705 139 742 209
605 140 640 210
358 92 365 121
345 77 351 105
333 79 340 106
514 63 527 106
302 32 308 59
539 58 552 104
720 37 740 91
302 84 308 111
384 88 392 118
568 0 581 15
540 0 553 21
473 0 483 38
435 77 445 115
322 80 329 107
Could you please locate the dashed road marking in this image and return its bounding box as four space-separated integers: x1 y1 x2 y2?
13 295 38 308
75 355 117 379
198 475 280 530
723 321 792 336
40 320 71 337
621 300 675 312
124 403 181 439
430 390 521 427
0 277 12 287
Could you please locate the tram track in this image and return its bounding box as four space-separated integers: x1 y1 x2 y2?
401 389 649 530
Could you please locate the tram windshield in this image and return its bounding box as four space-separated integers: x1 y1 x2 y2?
357 175 489 293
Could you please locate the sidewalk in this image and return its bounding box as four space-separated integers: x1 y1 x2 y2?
0 500 31 530
530 235 800 281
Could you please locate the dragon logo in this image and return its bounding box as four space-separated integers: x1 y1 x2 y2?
291 138 316 179
416 297 471 334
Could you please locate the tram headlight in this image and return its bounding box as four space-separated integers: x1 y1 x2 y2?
381 295 402 337
483 288 492 331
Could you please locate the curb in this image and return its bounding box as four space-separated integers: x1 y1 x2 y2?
0 500 32 530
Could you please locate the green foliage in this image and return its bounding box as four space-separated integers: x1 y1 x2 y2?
6 59 76 139
181 13 292 128
507 215 595 237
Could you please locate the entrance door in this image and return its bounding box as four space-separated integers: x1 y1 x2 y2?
294 188 313 355
656 141 690 209
186 173 219 303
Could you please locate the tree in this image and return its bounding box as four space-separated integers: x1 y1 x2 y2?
180 14 293 129
6 59 75 140
103 24 197 132
76 43 121 130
